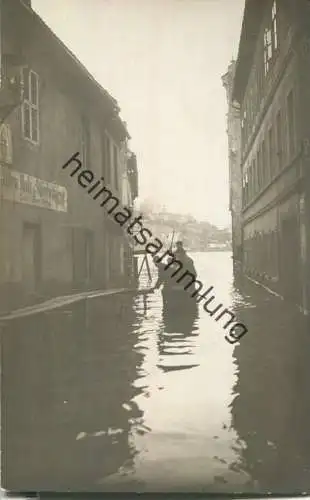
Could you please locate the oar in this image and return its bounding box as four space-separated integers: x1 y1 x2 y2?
169 229 176 253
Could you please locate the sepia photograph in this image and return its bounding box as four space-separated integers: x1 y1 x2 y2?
1 0 310 496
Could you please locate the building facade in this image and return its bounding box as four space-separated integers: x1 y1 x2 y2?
222 60 243 266
232 0 310 313
0 0 138 313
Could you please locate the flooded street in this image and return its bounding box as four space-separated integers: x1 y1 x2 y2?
101 251 248 492
2 251 310 494
4 0 310 497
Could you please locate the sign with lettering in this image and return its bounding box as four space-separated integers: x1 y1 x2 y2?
0 166 68 212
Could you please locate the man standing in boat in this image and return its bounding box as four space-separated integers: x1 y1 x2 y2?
152 255 177 290
152 256 166 290
151 242 198 305
174 241 198 279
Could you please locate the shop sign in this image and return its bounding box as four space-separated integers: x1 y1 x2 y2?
0 166 67 212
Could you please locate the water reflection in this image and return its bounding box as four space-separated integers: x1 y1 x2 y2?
1 294 144 492
231 273 310 494
157 297 199 373
3 252 310 495
96 254 249 492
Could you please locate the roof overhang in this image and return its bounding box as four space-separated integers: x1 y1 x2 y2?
3 0 129 139
232 0 266 104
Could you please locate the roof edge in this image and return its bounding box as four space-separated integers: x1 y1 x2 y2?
232 0 266 103
17 0 122 112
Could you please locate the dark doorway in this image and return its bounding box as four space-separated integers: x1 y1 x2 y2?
85 229 94 284
71 228 94 288
22 222 42 294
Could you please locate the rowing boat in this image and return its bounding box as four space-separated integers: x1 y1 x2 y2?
161 283 198 314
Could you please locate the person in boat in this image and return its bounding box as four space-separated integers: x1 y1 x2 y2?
152 255 166 290
152 256 178 309
172 241 200 300
174 241 197 278
152 255 181 297
152 254 197 311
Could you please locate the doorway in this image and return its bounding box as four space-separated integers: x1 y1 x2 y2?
22 222 41 294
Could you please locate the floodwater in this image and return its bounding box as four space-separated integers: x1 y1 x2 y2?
2 252 310 495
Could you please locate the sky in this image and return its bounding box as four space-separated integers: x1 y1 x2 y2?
32 0 245 228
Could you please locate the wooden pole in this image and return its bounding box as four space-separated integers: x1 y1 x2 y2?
145 253 152 283
137 254 146 279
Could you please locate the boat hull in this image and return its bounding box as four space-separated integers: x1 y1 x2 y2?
162 286 198 313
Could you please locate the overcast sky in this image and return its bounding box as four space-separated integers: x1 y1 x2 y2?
32 0 245 228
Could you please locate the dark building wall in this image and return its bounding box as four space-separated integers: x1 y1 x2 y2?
293 0 310 312
222 61 243 265
0 0 135 312
233 0 309 310
228 2 310 491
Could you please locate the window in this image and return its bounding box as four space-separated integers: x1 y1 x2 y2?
268 127 274 178
272 1 278 50
264 28 273 75
244 171 249 206
262 139 267 186
247 165 251 202
81 115 90 167
21 68 39 143
102 133 110 183
241 108 247 129
242 173 246 207
248 164 253 201
113 144 119 191
245 100 249 139
257 148 262 191
249 88 254 125
276 110 282 169
263 1 278 75
251 162 255 200
253 157 257 196
85 230 94 283
241 107 247 149
106 136 111 184
287 90 295 158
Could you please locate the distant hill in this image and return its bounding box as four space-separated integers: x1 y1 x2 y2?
138 210 231 251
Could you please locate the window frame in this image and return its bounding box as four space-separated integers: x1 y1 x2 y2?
257 147 262 191
263 0 278 76
105 134 112 185
253 157 257 196
268 126 274 179
21 67 40 145
264 27 273 75
272 0 278 50
286 89 295 159
113 143 119 191
262 138 268 186
276 109 283 169
81 115 91 168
